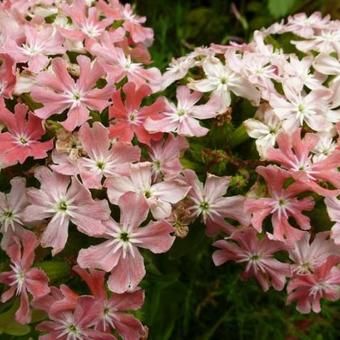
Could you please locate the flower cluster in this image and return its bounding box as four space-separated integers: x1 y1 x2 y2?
0 1 340 338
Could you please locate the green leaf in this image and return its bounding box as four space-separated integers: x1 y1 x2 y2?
267 0 296 18
0 301 31 336
35 260 70 282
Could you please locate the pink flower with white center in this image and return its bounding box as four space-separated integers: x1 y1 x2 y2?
0 177 28 248
109 82 164 145
325 196 340 245
266 129 340 196
73 266 146 338
89 38 161 89
188 56 260 111
146 134 188 180
31 55 112 131
183 169 250 236
75 122 140 189
0 99 53 167
212 227 290 291
286 12 331 38
0 53 16 98
269 80 332 132
0 230 50 324
245 166 314 242
287 257 340 313
288 231 340 275
37 296 115 340
61 0 113 41
244 105 283 160
77 192 175 293
145 86 221 137
105 162 190 219
98 0 154 44
23 166 111 255
1 25 65 73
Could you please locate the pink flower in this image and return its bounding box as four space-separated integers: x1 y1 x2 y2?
0 99 53 167
105 162 190 219
98 0 154 44
266 129 340 196
183 169 250 236
0 53 16 97
1 25 65 72
23 167 111 255
76 122 140 189
109 82 164 145
31 55 112 131
0 230 50 324
146 134 188 180
245 166 314 242
0 177 28 248
61 0 113 41
212 227 290 291
77 192 175 293
73 266 146 338
145 86 221 137
288 231 340 275
89 38 160 89
287 257 340 313
37 296 115 340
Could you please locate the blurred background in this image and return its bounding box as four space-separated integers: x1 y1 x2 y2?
128 1 340 340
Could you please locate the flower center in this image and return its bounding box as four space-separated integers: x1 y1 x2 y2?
96 161 106 171
199 200 210 212
57 200 68 213
120 232 130 242
144 189 152 198
177 109 187 117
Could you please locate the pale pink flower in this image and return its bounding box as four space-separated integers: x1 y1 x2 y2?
245 166 314 242
23 167 110 255
0 99 53 167
325 196 340 245
292 29 340 55
77 192 175 293
244 105 282 159
289 231 340 275
188 56 260 110
0 177 28 248
286 12 331 38
284 55 326 90
312 131 337 162
73 266 146 338
269 80 332 132
109 82 164 145
146 134 188 180
31 55 112 131
0 230 50 324
105 162 190 219
266 129 340 196
145 86 221 137
287 257 340 313
37 296 115 340
1 25 65 73
0 53 16 97
212 227 290 291
183 169 250 236
76 122 140 189
313 54 340 111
